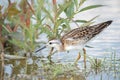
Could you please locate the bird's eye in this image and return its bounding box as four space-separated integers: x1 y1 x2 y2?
49 42 52 44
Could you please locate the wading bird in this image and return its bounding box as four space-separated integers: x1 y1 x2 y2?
36 20 112 64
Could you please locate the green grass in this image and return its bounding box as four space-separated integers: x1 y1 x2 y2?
1 0 104 56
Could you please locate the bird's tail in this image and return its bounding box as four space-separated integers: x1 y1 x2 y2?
92 20 113 37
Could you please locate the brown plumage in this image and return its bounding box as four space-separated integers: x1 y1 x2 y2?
35 20 113 52
60 20 112 50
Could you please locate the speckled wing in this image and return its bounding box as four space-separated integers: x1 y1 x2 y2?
60 20 112 46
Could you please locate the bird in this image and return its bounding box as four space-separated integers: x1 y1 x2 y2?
35 20 112 53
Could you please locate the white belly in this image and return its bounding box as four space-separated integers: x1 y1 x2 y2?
65 45 84 51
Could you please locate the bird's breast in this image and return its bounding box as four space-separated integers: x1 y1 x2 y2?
64 44 84 51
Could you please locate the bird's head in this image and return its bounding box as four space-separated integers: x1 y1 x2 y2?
35 39 62 53
47 39 62 48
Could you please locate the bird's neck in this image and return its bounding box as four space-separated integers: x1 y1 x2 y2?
56 43 65 52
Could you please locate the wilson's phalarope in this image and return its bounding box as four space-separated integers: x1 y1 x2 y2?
36 20 112 53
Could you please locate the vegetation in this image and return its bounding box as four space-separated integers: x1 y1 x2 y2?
1 0 120 80
3 50 120 80
0 0 103 56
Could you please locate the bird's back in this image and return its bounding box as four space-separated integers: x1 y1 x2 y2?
61 20 113 49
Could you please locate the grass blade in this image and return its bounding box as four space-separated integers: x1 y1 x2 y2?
79 0 86 6
57 1 71 18
88 15 100 22
42 7 54 23
74 20 88 23
79 5 104 12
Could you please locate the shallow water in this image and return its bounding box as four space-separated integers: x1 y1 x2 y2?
1 0 120 80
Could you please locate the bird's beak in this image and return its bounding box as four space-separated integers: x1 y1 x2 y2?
35 46 46 53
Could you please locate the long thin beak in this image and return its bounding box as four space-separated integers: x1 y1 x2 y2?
35 46 46 53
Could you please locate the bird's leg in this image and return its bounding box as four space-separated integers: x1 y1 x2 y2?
74 52 81 64
83 48 86 68
47 47 54 60
47 47 57 63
